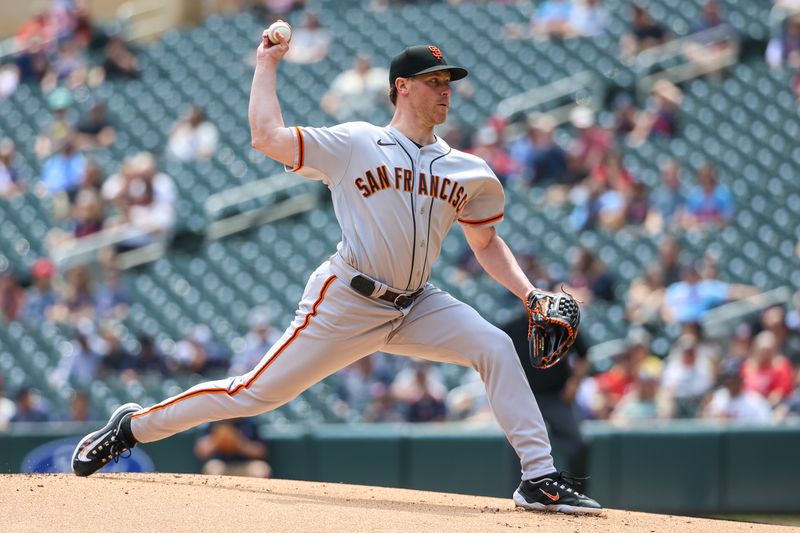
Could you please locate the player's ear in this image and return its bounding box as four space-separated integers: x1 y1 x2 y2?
396 77 410 97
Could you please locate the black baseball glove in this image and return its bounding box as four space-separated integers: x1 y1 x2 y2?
526 289 581 369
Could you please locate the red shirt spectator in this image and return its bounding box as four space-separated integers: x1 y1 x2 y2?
741 331 795 405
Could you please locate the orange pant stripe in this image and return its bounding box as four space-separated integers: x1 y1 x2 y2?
132 275 337 419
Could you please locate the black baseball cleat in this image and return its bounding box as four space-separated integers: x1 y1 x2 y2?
72 402 142 477
513 472 603 515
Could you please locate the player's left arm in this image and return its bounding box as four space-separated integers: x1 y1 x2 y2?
463 225 535 302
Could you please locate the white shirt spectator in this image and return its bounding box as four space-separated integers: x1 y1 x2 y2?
284 13 331 64
705 387 772 422
661 350 714 398
167 106 219 161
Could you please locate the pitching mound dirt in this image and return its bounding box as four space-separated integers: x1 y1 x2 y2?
1 473 793 532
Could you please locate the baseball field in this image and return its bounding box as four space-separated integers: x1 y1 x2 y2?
1 473 795 532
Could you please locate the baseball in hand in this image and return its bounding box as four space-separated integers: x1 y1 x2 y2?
267 20 292 44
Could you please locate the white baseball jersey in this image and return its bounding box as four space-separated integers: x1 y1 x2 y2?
286 122 505 291
130 121 556 483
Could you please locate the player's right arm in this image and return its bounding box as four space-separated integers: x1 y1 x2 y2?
249 30 294 167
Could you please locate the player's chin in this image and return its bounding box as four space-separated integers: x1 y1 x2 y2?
433 107 449 124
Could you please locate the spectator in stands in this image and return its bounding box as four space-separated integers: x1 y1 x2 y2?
100 34 139 79
172 325 213 375
626 181 650 227
40 136 86 199
587 351 637 419
513 114 568 187
51 331 100 388
703 362 772 422
321 55 389 120
626 328 664 376
776 371 800 420
128 334 171 377
587 150 637 231
51 265 96 323
167 105 219 162
173 325 229 374
610 369 664 423
766 15 800 69
15 6 56 53
35 87 76 160
661 263 758 324
406 365 447 422
569 0 608 38
228 308 282 376
0 62 20 100
683 0 738 79
284 12 331 64
660 337 715 418
338 356 386 413
657 235 682 286
529 0 575 40
68 186 105 238
66 390 96 423
10 386 49 423
98 325 134 376
94 263 131 319
0 271 25 323
645 159 686 235
612 93 637 137
363 383 404 422
628 79 683 146
761 305 800 364
626 264 666 326
467 125 518 183
681 163 734 231
103 152 176 210
22 259 59 323
105 153 177 249
391 360 447 418
74 101 116 151
620 4 669 62
678 321 722 367
42 38 89 92
567 106 612 184
195 418 271 478
441 120 470 152
741 331 795 407
0 374 15 431
564 246 615 303
724 322 755 366
16 38 51 86
0 139 25 198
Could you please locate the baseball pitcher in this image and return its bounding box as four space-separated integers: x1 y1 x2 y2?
72 28 601 514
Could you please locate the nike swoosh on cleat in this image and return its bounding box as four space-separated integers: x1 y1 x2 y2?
376 139 396 146
540 489 560 502
77 431 111 461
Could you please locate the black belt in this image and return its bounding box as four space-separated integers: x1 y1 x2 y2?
350 275 423 309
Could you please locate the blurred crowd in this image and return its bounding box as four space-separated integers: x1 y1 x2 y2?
1 0 799 438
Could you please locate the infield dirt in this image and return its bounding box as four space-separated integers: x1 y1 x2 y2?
1 473 794 532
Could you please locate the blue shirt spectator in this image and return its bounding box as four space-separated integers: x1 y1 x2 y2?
683 164 734 230
41 138 86 196
664 277 729 324
662 265 757 323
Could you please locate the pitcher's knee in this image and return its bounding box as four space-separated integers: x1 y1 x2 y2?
473 328 518 365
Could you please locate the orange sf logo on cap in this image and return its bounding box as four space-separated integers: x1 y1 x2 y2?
428 46 443 60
